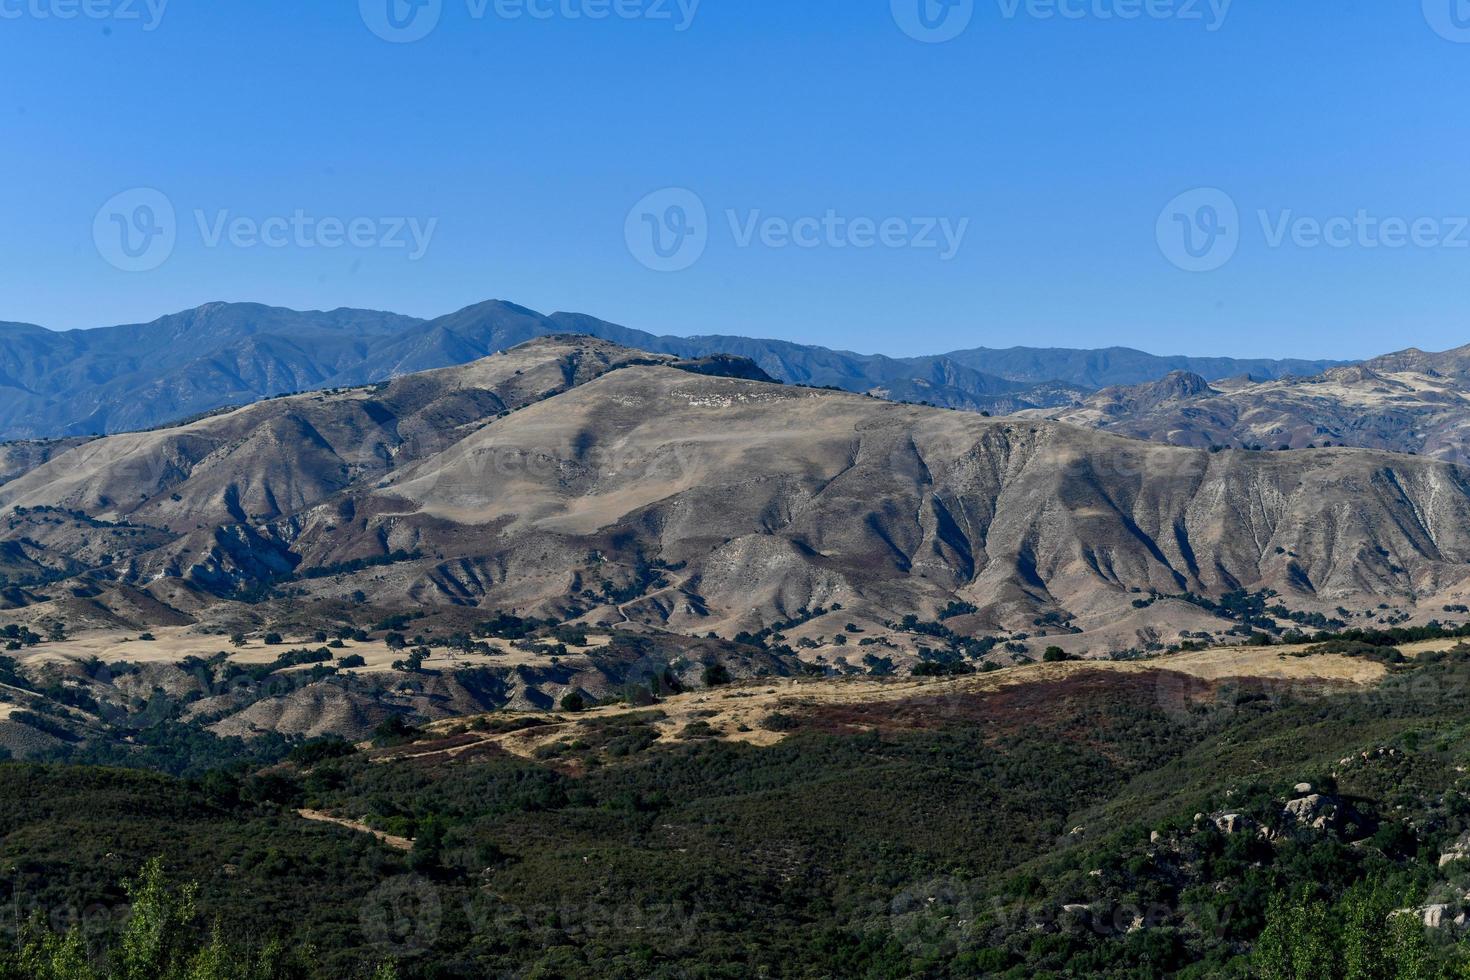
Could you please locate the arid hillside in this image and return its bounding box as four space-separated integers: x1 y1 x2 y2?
0 337 1466 654
1027 343 1470 463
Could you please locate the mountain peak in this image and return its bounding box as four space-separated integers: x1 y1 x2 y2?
1113 371 1216 410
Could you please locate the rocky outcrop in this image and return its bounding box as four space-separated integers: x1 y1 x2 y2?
1283 794 1335 828
1215 813 1251 835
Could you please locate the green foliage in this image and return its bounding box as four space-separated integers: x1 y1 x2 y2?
295 551 421 581
13 654 1470 976
1255 882 1440 980
390 647 427 673
117 858 200 979
370 714 420 747
3 858 328 980
474 612 545 640
286 738 355 767
16 925 95 980
911 660 975 677
676 720 718 740
938 600 979 621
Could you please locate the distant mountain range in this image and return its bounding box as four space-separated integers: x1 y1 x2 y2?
1028 343 1470 464
0 301 1351 439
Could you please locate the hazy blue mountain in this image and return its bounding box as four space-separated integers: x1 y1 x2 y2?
942 345 1347 387
0 303 424 437
548 312 1031 395
0 300 1352 439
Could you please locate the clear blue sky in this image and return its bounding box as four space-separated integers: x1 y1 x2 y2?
2 0 1468 359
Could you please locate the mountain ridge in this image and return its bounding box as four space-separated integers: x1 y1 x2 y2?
0 300 1351 439
1030 340 1470 463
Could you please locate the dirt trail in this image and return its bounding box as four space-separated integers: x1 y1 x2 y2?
296 809 412 851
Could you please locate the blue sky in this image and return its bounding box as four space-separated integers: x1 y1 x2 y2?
2 0 1468 359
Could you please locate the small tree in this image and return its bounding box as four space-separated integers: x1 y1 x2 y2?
560 692 587 713
702 663 732 688
1043 646 1067 663
393 648 428 673
10 859 301 979
17 921 95 980
1255 889 1335 980
373 714 420 746
117 857 200 980
410 817 446 873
